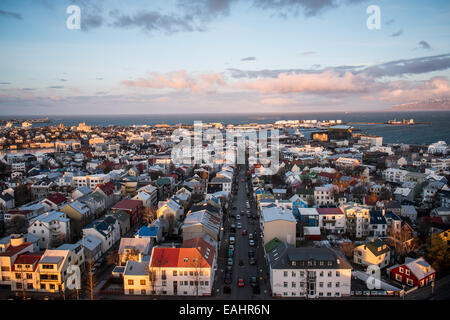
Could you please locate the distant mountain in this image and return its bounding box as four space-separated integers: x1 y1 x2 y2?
392 98 450 111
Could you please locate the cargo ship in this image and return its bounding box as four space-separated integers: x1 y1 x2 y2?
387 118 415 125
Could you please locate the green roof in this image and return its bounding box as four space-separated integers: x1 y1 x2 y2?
264 237 282 254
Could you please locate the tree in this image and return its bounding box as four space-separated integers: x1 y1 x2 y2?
388 224 418 258
8 215 26 234
426 234 450 273
82 257 97 300
340 242 356 259
142 206 157 225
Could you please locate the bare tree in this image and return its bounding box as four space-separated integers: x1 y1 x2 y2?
339 242 356 259
142 206 157 225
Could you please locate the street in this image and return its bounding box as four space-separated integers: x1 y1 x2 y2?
214 164 271 299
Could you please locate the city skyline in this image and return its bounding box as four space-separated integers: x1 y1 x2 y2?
0 0 450 115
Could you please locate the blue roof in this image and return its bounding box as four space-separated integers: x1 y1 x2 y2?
370 210 387 224
384 211 401 221
135 226 159 237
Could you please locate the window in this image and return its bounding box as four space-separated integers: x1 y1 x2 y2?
320 271 324 277
327 282 332 288
141 289 146 295
406 278 413 286
405 269 410 276
292 282 296 288
173 271 177 276
15 273 21 279
396 274 402 281
140 280 146 285
399 267 404 273
327 292 332 297
299 282 305 288
162 281 166 287
205 281 209 286
27 283 33 290
336 271 340 277
292 271 296 277
190 281 194 286
16 283 23 290
284 282 288 288
328 271 332 277
300 271 305 277
128 280 134 285
49 284 55 290
190 271 194 276
336 282 340 288
284 271 288 277
129 289 134 294
40 284 46 290
319 292 323 296
319 282 323 288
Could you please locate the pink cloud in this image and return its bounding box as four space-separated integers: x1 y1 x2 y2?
122 70 224 93
231 70 367 94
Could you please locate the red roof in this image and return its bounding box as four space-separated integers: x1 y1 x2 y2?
111 199 142 211
317 207 344 215
0 243 32 257
150 248 180 268
12 253 43 271
96 180 115 196
46 193 67 205
319 172 335 179
151 246 213 268
182 237 215 267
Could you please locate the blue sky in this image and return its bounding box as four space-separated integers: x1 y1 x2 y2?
0 0 449 115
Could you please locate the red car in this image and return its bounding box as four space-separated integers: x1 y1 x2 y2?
242 229 247 236
237 278 245 287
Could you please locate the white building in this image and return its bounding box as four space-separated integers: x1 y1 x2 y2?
28 211 71 250
317 207 346 234
383 168 408 183
82 216 121 254
267 244 352 298
341 203 371 238
314 184 336 206
260 206 296 246
72 174 110 189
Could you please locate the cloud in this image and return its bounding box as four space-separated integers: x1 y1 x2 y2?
59 79 68 82
301 51 316 55
378 76 450 102
96 77 103 80
260 96 295 105
360 53 450 78
48 86 64 89
22 88 35 91
110 9 202 34
70 0 104 31
252 0 369 17
122 70 225 93
241 56 256 61
390 29 403 37
417 40 432 50
385 18 395 25
0 9 22 20
0 82 11 85
230 70 369 94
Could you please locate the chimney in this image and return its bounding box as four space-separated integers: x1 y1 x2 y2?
138 253 142 263
382 209 385 216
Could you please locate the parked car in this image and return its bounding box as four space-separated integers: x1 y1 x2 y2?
248 250 255 258
226 266 233 273
224 273 232 284
227 258 233 266
230 236 235 244
237 278 245 287
249 257 256 265
236 214 241 220
242 229 247 236
248 233 254 240
249 276 257 287
237 222 242 229
229 244 234 251
228 249 234 258
249 239 255 246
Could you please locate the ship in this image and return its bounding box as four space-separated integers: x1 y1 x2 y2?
387 118 415 125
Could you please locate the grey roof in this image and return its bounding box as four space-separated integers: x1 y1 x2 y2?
268 242 352 270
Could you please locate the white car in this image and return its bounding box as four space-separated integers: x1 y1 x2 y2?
237 222 242 229
236 214 241 220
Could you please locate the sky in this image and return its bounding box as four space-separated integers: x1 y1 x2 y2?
0 0 449 115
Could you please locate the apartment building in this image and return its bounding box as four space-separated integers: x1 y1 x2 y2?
341 203 370 238
28 211 71 250
267 244 352 298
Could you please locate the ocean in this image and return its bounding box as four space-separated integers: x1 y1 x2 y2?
5 111 450 145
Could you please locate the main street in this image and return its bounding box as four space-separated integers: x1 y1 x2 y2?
213 164 271 299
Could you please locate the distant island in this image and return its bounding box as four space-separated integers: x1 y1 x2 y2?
392 98 450 111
